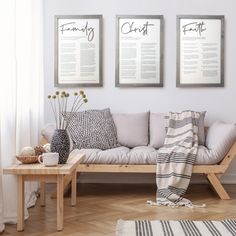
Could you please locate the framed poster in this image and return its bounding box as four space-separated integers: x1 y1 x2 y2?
55 15 102 87
177 15 224 87
116 15 164 87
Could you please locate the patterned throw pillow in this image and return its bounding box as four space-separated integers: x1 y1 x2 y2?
64 108 119 150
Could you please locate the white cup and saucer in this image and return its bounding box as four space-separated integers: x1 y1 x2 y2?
38 152 59 167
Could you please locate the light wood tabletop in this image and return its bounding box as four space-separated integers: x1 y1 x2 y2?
3 153 84 175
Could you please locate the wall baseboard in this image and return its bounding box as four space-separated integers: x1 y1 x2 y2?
78 173 236 184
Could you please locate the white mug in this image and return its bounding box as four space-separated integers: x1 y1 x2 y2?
38 152 59 166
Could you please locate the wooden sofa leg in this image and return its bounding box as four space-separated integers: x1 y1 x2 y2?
207 173 230 200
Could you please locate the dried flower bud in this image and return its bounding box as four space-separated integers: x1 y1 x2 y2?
80 90 84 95
52 95 56 99
66 93 70 97
82 94 86 98
62 91 66 95
55 91 60 95
48 95 51 99
83 98 88 103
74 92 78 96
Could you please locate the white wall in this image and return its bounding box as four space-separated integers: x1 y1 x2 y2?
43 0 236 183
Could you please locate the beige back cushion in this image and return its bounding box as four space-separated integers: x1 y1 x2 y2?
149 113 166 148
112 112 149 148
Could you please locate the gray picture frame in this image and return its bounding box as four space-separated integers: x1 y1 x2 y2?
55 15 103 87
176 15 224 87
115 15 164 87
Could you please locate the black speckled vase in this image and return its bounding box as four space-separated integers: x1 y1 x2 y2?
50 129 70 164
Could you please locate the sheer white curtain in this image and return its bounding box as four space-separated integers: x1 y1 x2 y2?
0 0 44 232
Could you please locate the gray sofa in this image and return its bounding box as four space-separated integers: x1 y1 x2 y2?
41 111 236 166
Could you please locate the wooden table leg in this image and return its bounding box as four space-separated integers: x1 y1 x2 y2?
40 181 45 207
17 175 24 231
57 175 64 231
71 170 77 206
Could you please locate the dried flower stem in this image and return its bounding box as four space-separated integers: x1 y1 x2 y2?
71 95 79 113
57 95 62 129
48 91 88 130
64 96 81 129
49 99 58 128
61 97 65 129
63 96 68 129
53 98 58 128
74 97 84 111
65 102 84 130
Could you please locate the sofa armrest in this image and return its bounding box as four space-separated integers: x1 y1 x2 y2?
40 136 49 145
41 123 56 143
205 121 236 162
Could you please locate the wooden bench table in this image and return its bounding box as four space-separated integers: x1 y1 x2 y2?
3 153 85 231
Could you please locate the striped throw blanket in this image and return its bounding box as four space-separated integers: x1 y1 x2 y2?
148 110 203 207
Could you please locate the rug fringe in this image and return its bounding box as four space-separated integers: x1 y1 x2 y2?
147 199 206 208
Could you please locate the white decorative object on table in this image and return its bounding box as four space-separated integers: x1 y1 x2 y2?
38 152 59 166
43 143 51 153
20 147 35 156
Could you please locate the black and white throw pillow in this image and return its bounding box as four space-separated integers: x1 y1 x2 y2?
64 108 119 150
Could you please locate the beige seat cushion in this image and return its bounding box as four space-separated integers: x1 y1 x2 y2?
129 146 158 164
73 145 222 165
77 147 130 164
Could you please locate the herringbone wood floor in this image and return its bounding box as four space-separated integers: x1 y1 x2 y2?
2 183 236 236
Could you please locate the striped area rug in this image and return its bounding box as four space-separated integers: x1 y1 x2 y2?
116 219 236 236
